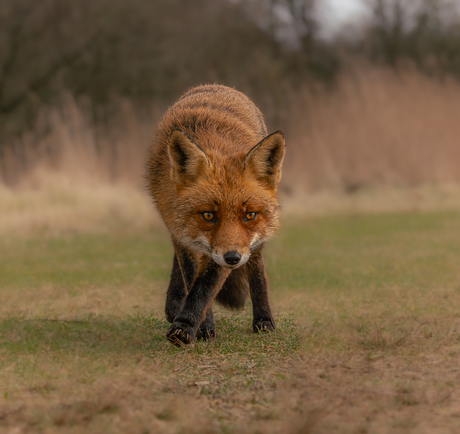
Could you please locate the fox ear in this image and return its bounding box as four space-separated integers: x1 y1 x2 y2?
244 131 285 189
168 129 211 185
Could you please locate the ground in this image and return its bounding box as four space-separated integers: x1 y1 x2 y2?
1 211 460 433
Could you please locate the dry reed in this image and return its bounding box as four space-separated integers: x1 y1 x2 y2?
284 64 460 192
2 66 460 236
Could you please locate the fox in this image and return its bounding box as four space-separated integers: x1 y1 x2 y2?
146 84 285 345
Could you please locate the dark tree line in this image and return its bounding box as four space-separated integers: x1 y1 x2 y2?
361 0 460 76
1 0 460 147
0 0 338 144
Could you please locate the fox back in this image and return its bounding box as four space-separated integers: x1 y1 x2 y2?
147 84 285 267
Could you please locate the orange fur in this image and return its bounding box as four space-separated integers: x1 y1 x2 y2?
146 85 285 344
147 84 284 261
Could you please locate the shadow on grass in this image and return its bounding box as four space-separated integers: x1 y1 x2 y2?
0 312 304 363
0 315 153 357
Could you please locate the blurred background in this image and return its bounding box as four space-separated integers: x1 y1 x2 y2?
2 0 460 234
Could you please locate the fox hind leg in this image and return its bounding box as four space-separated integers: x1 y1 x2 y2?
246 250 275 333
165 254 187 323
196 307 216 340
215 267 250 310
195 267 250 341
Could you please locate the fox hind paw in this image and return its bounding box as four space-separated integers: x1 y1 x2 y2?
196 326 216 341
196 316 216 341
253 319 275 333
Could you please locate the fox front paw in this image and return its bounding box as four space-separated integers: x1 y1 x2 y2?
166 322 196 346
253 318 275 333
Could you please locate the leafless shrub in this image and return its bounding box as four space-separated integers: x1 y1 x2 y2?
360 0 460 77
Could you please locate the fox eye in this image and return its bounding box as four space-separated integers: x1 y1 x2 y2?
245 212 257 221
202 212 215 222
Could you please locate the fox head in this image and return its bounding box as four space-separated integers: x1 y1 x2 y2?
167 128 285 269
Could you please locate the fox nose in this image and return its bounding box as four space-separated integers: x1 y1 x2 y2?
223 251 241 265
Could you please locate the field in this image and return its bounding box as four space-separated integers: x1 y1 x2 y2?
2 209 460 433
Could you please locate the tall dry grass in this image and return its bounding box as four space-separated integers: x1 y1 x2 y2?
283 64 460 193
2 65 460 236
0 95 162 236
0 94 156 188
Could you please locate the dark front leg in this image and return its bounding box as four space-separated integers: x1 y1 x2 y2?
165 254 187 323
165 246 197 323
246 250 275 333
167 257 230 345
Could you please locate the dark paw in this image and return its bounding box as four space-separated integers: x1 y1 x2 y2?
196 325 216 341
166 322 196 346
253 318 275 333
195 311 215 341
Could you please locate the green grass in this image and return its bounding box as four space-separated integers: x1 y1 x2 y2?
2 211 460 433
0 232 173 289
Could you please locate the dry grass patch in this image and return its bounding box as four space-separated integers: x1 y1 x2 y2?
0 174 158 238
0 313 304 433
281 349 460 434
3 171 460 239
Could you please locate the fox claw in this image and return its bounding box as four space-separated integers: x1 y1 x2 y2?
253 319 275 333
166 322 195 346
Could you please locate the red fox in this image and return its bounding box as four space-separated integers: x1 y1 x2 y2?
147 84 285 345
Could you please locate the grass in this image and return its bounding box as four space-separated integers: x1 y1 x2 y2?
2 211 460 432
